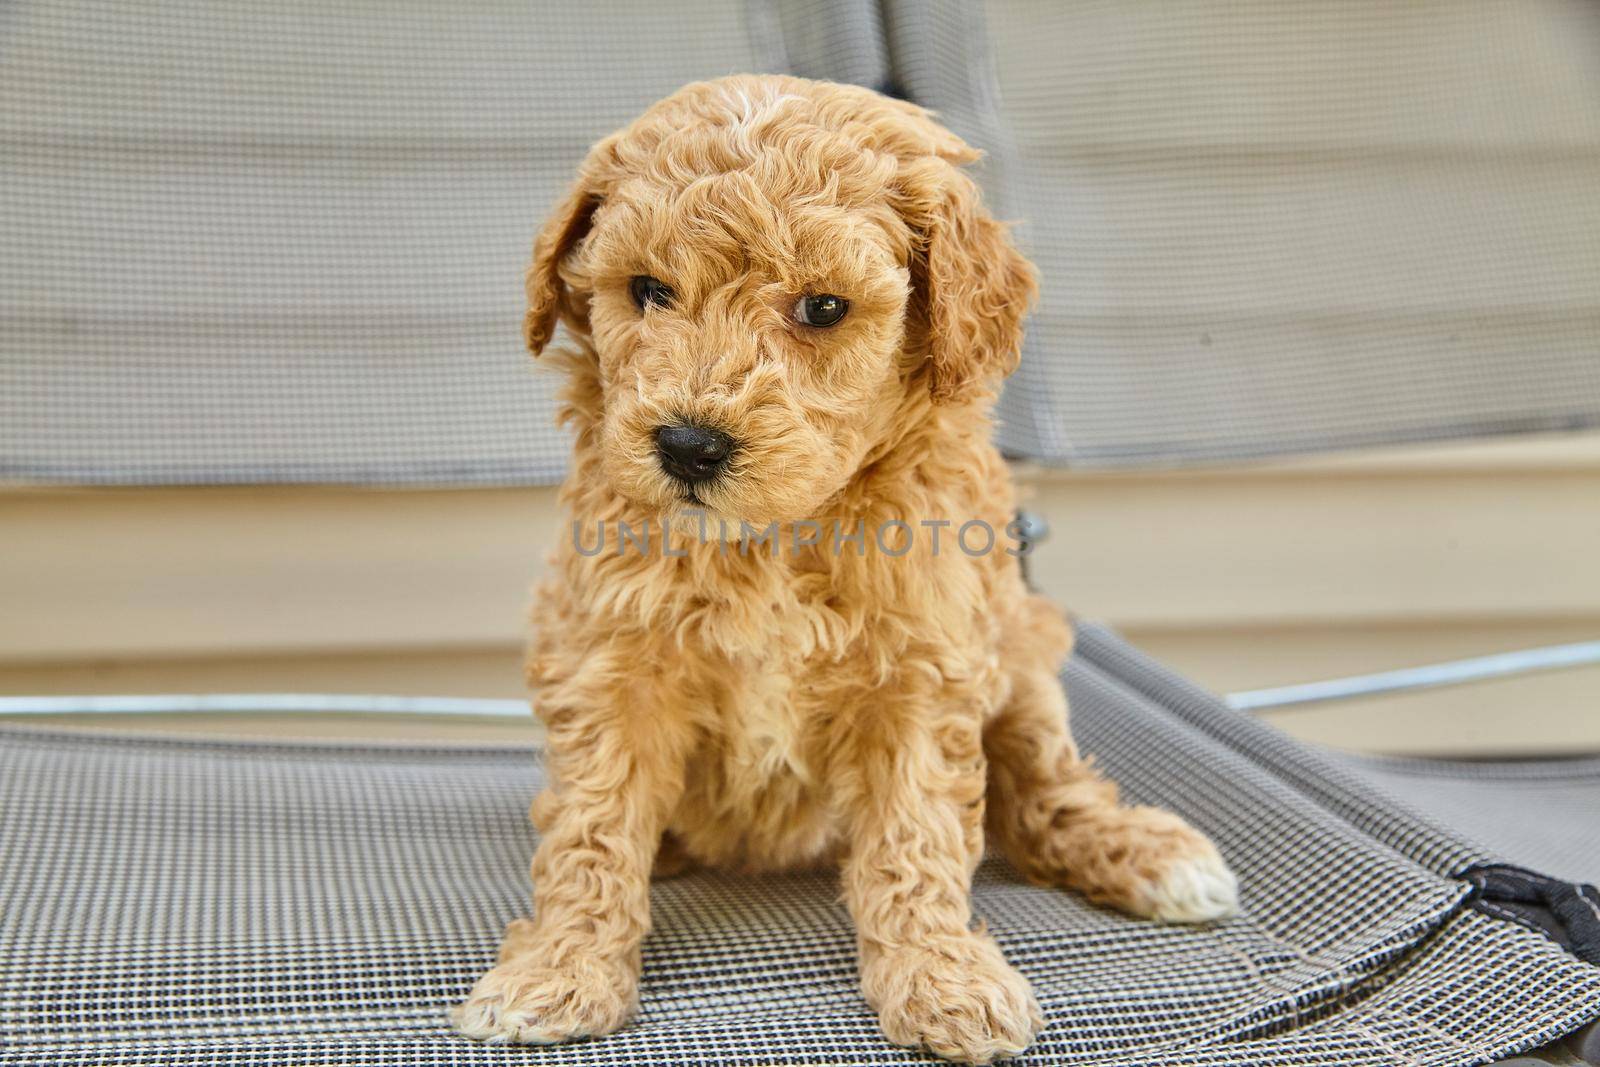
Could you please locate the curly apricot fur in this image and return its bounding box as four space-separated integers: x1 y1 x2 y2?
452 76 1236 1064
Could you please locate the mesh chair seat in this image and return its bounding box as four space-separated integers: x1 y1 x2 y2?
3 627 1596 1066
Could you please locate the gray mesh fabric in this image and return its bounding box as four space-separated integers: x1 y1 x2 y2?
889 0 1600 466
1073 623 1600 890
0 0 884 486
11 4 1600 486
1346 753 1600 888
1072 624 1498 879
3 630 1598 1065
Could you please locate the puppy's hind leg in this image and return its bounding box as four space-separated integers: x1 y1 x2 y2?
984 614 1238 923
651 830 696 879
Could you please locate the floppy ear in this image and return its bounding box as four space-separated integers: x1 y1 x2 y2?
901 159 1038 403
523 183 601 356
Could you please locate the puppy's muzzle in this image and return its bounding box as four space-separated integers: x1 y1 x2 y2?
654 424 734 484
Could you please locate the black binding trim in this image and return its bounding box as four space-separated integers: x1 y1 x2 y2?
1465 863 1600 966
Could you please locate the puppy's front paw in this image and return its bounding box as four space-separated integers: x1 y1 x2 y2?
451 956 635 1045
864 933 1043 1064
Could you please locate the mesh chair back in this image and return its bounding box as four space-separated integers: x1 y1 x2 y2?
890 0 1600 465
0 0 885 485
5 1 1599 483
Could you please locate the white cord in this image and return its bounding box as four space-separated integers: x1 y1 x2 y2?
0 693 531 717
1227 640 1600 711
4 640 1595 717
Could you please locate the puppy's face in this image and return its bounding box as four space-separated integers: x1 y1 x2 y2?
525 78 1036 526
573 145 911 525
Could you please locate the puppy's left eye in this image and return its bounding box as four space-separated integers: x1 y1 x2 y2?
630 275 675 312
792 294 849 328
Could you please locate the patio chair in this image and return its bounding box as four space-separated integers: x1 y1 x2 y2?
3 2 1598 1064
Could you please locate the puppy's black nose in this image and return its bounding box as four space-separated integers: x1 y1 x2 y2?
655 424 734 483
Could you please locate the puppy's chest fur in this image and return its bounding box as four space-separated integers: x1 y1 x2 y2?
669 573 860 872
668 659 832 870
654 534 1001 875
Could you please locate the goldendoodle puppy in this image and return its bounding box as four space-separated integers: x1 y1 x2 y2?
453 75 1237 1063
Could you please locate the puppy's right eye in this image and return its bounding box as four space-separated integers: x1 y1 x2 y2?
629 275 675 312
